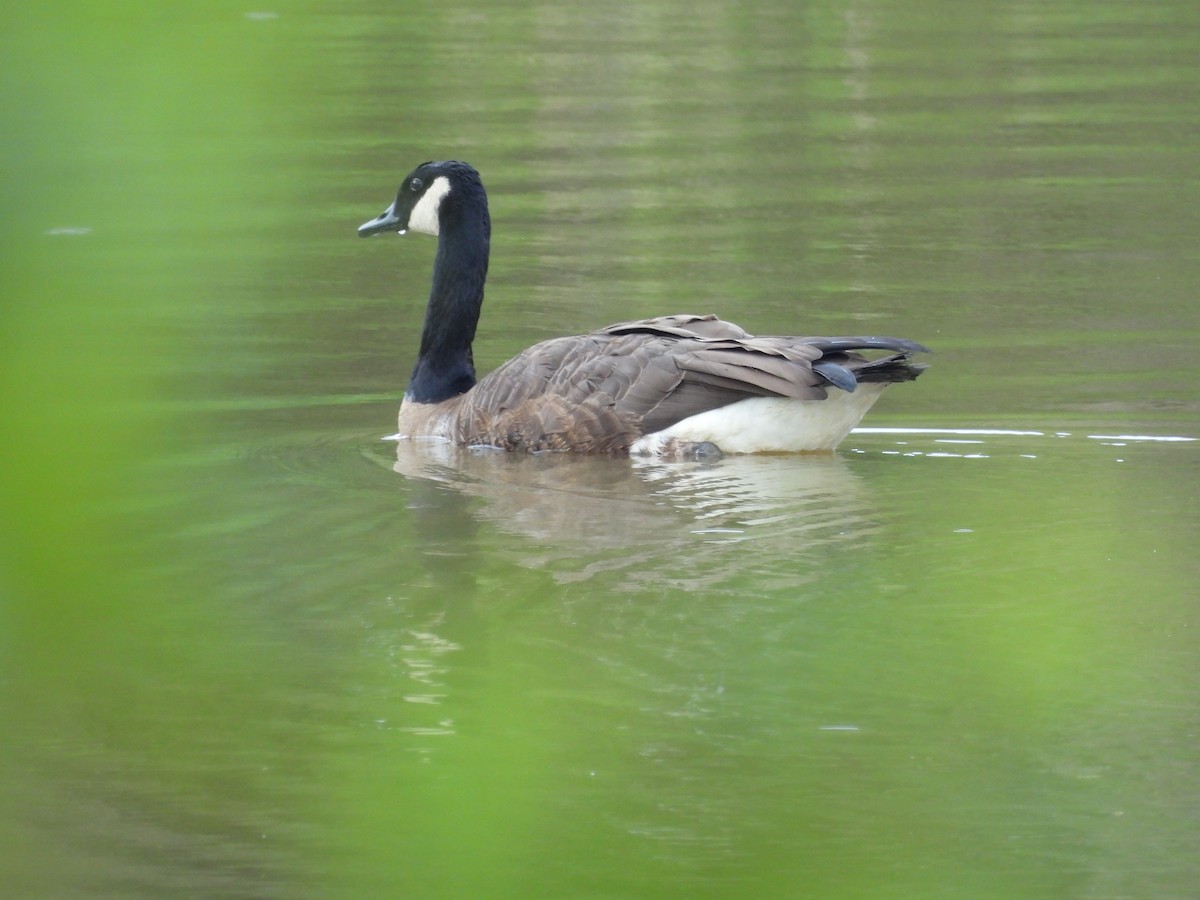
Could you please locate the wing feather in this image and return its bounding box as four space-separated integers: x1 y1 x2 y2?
437 315 927 451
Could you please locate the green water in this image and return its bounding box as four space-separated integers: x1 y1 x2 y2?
3 1 1198 898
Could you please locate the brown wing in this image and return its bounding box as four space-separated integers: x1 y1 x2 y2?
449 330 679 452
448 314 927 452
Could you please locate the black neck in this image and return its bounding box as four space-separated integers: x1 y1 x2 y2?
406 199 491 404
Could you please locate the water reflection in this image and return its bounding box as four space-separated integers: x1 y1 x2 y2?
392 424 1197 592
393 439 879 590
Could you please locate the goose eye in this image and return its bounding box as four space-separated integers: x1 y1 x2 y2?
410 177 423 191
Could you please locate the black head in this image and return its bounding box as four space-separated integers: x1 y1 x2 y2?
358 160 485 238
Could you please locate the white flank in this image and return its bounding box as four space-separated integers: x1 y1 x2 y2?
630 386 888 455
408 176 452 236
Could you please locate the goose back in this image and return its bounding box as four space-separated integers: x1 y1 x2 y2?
397 314 926 453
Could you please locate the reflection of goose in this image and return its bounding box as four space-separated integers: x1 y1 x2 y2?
360 160 928 457
393 441 875 589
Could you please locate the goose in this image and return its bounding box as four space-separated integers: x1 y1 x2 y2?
359 160 928 458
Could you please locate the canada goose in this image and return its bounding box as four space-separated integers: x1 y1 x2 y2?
359 160 928 457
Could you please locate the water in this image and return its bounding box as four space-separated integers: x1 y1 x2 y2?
3 1 1199 898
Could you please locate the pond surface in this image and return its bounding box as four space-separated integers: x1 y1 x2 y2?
4 1 1199 898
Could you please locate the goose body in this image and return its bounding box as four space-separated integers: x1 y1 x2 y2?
360 161 928 457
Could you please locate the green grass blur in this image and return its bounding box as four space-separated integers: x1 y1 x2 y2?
1 5 305 893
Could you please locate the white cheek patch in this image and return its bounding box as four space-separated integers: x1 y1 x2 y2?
407 176 451 236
